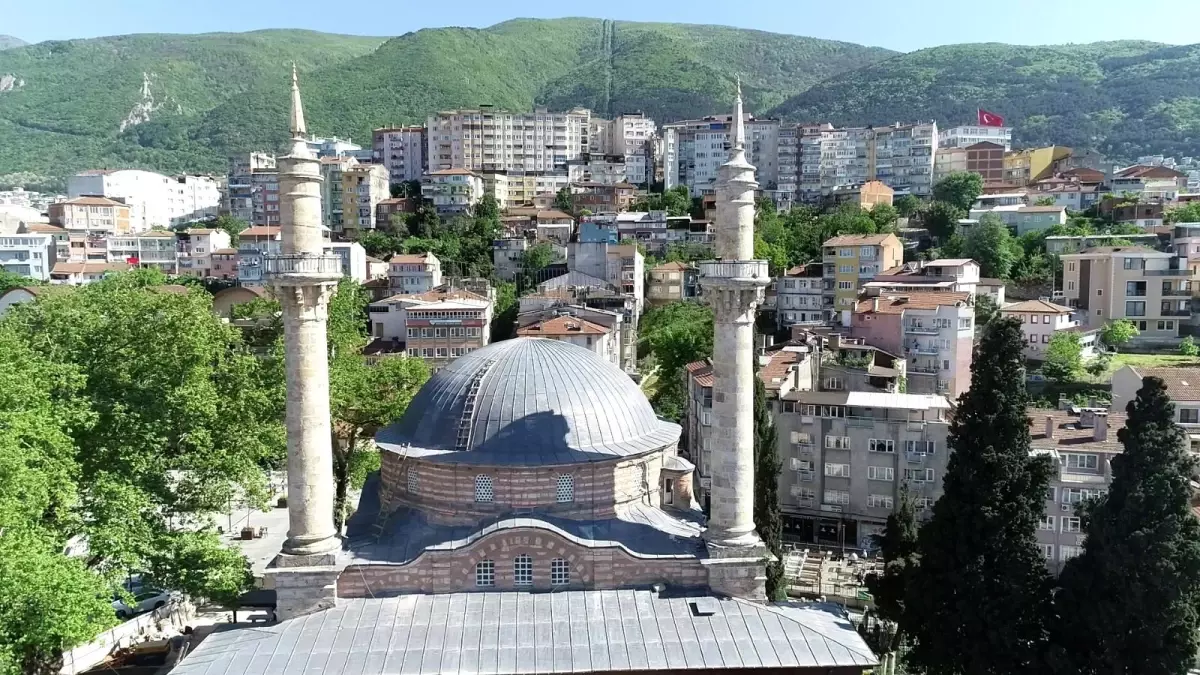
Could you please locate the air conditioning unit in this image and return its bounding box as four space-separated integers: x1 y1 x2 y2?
1061 503 1071 512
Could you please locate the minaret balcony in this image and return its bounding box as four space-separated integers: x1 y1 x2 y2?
264 253 342 284
697 260 770 286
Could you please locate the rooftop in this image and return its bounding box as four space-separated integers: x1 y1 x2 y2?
517 316 609 337
781 390 952 411
1065 245 1164 256
51 262 130 275
240 226 281 238
1029 408 1127 453
57 196 126 207
921 258 974 267
1002 299 1072 314
1121 367 1200 401
1017 205 1067 213
854 292 971 314
170 591 876 675
823 234 897 247
429 168 480 177
652 261 689 272
685 360 713 388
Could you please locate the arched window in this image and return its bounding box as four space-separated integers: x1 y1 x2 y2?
513 555 533 586
475 560 495 587
555 474 574 503
474 474 494 502
550 558 570 586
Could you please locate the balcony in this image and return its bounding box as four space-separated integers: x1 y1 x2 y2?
1161 309 1192 317
1146 269 1190 276
697 260 769 283
907 345 940 356
904 324 939 335
1163 287 1192 297
263 253 342 282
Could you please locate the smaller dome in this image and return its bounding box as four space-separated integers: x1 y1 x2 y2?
376 338 680 465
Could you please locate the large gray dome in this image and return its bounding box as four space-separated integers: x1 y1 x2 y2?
375 338 681 465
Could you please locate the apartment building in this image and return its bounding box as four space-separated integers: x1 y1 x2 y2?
68 169 219 231
372 126 426 183
375 197 416 229
0 233 56 281
107 231 178 273
1110 165 1188 201
776 263 827 328
566 241 645 313
50 261 130 285
327 242 369 283
423 169 484 214
938 124 1012 151
570 182 637 213
774 390 952 548
49 196 132 234
1105 201 1164 229
1043 233 1161 256
17 223 70 262
965 141 1006 184
777 124 799 199
492 238 528 282
822 233 904 317
320 155 357 231
341 163 390 235
1112 366 1200 444
368 287 492 367
387 252 443 295
176 228 232 277
970 204 1067 235
483 171 571 209
250 169 280 227
226 153 276 224
798 124 871 202
1029 409 1123 572
663 114 780 196
236 226 282 285
1004 146 1072 186
1060 245 1190 345
933 147 967 183
1172 223 1200 282
426 107 590 173
646 261 697 305
865 259 981 297
870 121 938 197
210 248 238 280
828 181 894 209
590 113 657 185
851 292 974 399
1000 299 1085 361
519 290 638 372
517 315 617 363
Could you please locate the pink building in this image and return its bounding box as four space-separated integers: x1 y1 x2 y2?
850 292 974 399
210 248 238 280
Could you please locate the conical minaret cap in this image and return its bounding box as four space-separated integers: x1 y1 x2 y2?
731 78 745 151
290 63 306 138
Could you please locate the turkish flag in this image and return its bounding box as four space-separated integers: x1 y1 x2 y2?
978 109 1004 127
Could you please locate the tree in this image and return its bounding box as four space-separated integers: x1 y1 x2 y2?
868 203 899 232
639 302 714 421
212 215 246 246
0 269 40 294
923 201 965 243
1050 376 1200 675
358 231 401 259
752 375 785 600
1180 336 1198 357
329 354 429 530
895 194 922 219
633 185 692 217
932 171 984 212
905 317 1054 675
1043 332 1084 382
1101 319 1139 352
1033 196 1057 207
1085 353 1111 378
552 187 574 214
1166 201 1200 225
974 293 999 326
491 281 517 342
963 213 1019 279
865 489 919 651
518 241 557 289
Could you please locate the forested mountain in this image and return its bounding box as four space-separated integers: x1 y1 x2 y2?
4 20 1200 188
770 41 1200 161
0 36 27 50
0 19 891 187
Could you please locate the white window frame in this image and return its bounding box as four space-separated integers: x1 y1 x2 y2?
867 466 894 481
825 435 851 449
867 494 894 509
823 490 850 505
824 463 851 478
475 560 495 587
869 439 895 453
550 558 570 586
1039 515 1056 531
1062 516 1082 533
513 554 533 586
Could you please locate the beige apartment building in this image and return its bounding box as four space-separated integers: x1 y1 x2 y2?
426 107 590 173
823 233 904 318
646 261 695 305
49 196 132 234
340 163 390 235
1060 246 1190 346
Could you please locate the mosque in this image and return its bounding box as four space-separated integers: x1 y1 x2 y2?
169 71 876 675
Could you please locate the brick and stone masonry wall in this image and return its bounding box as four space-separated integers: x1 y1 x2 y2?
338 528 707 597
378 450 669 526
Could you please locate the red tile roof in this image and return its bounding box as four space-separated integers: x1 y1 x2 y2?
854 292 971 315
517 316 609 337
685 359 714 388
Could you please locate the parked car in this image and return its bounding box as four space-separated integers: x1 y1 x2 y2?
112 589 172 619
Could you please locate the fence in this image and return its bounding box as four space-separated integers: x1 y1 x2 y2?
60 597 196 675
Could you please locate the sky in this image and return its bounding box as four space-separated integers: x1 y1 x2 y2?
5 0 1200 51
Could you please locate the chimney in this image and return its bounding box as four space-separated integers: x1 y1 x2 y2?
1094 414 1108 442
1045 416 1055 439
872 297 880 312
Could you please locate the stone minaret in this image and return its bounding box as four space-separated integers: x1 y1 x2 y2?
700 80 770 600
266 67 343 619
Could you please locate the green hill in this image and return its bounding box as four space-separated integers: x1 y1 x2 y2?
0 19 893 187
769 41 1200 161
0 36 26 50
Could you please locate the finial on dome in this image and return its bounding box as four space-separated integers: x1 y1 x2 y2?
289 63 306 138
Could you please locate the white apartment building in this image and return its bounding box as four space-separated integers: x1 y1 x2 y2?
663 114 780 196
797 124 872 202
388 252 443 295
871 122 938 197
426 107 591 173
328 242 368 283
422 169 485 214
939 125 1013 151
1060 245 1190 345
107 232 179 274
176 228 232 278
49 261 130 285
373 126 426 183
566 241 645 313
776 263 827 328
590 113 657 185
1001 299 1087 361
0 233 56 281
68 169 220 231
517 315 618 365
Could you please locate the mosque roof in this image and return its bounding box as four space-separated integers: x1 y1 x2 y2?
375 338 680 466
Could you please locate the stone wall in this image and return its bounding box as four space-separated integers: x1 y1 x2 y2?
338 527 706 597
378 450 667 526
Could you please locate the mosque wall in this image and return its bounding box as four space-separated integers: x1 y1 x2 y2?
337 528 708 597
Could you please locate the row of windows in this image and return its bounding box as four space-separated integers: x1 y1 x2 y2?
465 474 575 504
476 558 570 587
407 326 482 338
1041 544 1083 562
820 463 934 482
407 347 474 358
1039 515 1082 533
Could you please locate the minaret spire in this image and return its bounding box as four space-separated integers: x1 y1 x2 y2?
290 63 306 138
732 77 745 152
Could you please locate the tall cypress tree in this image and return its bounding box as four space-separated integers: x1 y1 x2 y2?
866 488 919 651
905 317 1054 675
1050 376 1200 675
753 375 786 600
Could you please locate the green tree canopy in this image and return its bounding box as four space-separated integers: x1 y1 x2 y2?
552 187 574 214
905 317 1054 675
1043 332 1084 382
923 201 965 243
974 293 999 326
212 215 246 246
1051 376 1200 675
639 302 714 421
868 203 899 232
632 185 693 217
962 213 1020 279
865 488 919 652
894 194 922 218
1101 319 1139 352
932 171 984 212
752 375 784 600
